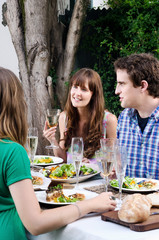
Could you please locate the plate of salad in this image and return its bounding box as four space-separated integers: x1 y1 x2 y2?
35 189 98 205
31 155 63 166
110 176 159 193
40 163 99 183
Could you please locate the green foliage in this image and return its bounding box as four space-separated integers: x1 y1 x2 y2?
80 0 159 117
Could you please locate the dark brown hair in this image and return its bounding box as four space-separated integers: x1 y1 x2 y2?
0 67 28 147
64 68 105 158
114 53 159 97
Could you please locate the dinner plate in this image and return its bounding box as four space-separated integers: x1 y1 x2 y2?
43 163 100 183
31 155 63 166
110 177 159 193
31 171 51 190
35 189 98 205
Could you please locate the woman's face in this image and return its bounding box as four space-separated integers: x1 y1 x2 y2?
70 80 93 109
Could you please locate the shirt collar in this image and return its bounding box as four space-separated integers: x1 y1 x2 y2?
127 105 159 120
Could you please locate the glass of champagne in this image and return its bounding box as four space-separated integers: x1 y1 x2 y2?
45 108 61 149
71 137 84 190
99 138 115 192
114 145 127 209
27 127 38 163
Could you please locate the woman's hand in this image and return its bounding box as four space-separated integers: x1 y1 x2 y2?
88 192 116 212
43 121 57 144
100 168 116 180
82 158 90 163
109 168 117 179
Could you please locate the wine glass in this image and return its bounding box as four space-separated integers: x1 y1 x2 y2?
27 127 38 163
45 108 61 149
99 138 115 192
71 137 84 189
114 145 127 209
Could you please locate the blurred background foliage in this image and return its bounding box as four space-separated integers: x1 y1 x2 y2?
77 0 159 116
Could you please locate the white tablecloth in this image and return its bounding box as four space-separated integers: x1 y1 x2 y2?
27 178 159 240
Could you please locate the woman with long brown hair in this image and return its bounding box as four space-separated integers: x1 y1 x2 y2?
0 67 116 240
43 68 117 163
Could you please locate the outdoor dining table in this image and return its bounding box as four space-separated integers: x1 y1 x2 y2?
27 173 159 240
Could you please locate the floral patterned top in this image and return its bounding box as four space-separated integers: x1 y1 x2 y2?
67 111 110 164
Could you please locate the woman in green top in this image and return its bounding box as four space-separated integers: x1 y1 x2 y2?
0 67 116 240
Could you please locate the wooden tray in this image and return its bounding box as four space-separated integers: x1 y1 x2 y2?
101 208 159 232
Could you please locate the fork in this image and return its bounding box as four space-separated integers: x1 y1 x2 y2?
150 212 159 216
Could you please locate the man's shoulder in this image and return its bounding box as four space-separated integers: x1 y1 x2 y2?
119 108 135 118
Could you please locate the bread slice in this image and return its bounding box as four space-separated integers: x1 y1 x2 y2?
32 176 43 185
147 192 159 207
46 181 63 202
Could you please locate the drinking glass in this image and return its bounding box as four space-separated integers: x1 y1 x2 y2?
27 127 38 163
146 161 154 180
114 145 127 209
99 138 115 192
71 137 84 189
45 108 61 149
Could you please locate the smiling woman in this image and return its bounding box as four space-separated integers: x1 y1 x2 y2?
43 68 117 163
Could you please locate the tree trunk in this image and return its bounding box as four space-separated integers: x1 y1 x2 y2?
5 0 89 155
56 0 90 108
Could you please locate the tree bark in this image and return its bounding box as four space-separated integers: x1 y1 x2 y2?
56 0 90 108
5 0 89 154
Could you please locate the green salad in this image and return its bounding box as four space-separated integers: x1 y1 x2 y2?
110 176 140 190
42 163 97 179
51 164 75 178
57 195 78 203
33 156 53 164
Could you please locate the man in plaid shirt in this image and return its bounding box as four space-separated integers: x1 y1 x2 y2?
114 53 159 179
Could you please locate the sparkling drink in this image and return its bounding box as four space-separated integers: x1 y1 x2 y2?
97 158 114 177
71 137 84 189
73 157 81 175
47 116 58 128
28 136 38 161
45 109 61 149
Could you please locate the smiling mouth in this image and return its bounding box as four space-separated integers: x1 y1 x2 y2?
73 97 81 101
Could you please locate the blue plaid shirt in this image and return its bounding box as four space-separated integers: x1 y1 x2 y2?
117 106 159 179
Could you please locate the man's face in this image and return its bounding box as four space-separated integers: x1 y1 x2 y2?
115 69 141 109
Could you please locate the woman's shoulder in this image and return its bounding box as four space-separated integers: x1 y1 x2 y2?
59 111 67 130
1 139 24 149
59 111 66 121
0 139 27 157
104 110 117 120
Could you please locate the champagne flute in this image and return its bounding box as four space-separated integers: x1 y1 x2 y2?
71 137 84 190
45 108 61 149
99 138 115 192
27 127 38 163
114 145 127 209
146 161 154 180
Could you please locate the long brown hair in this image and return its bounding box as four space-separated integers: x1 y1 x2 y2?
64 68 105 158
0 67 28 147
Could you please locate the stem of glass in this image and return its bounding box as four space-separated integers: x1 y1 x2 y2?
46 140 59 149
104 175 109 192
30 154 34 163
76 171 80 189
118 178 123 208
